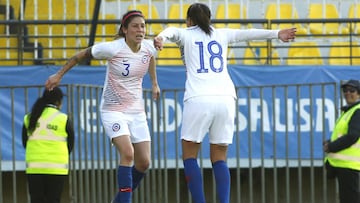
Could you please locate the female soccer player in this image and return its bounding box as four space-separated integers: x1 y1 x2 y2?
154 3 296 203
45 10 160 203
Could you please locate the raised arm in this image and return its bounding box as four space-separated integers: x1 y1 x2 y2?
148 56 160 100
278 28 297 42
45 47 93 90
227 27 297 43
154 36 164 51
154 27 182 51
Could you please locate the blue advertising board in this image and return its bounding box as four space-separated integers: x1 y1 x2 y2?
0 65 358 168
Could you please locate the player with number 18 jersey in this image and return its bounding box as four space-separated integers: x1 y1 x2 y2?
157 26 279 101
154 3 296 203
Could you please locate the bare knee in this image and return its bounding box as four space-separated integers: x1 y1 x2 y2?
134 153 150 172
133 141 151 171
113 136 135 165
120 148 135 165
135 160 150 172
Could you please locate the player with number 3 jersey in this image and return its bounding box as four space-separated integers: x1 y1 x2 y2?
154 3 296 203
45 10 160 203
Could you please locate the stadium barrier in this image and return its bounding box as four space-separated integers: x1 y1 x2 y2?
1 81 340 203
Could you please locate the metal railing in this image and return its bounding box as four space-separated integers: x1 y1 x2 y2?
0 18 359 66
0 82 342 203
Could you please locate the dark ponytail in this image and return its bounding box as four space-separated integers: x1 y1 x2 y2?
28 87 64 132
187 3 213 36
28 97 46 132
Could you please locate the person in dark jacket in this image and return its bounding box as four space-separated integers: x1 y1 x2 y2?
22 87 74 203
323 79 360 203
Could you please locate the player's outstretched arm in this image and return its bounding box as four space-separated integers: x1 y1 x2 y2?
278 28 297 42
154 36 164 51
45 47 93 90
154 27 182 51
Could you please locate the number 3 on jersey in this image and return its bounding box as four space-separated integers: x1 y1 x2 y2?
195 40 224 73
122 63 130 76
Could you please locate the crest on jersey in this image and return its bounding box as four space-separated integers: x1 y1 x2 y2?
112 123 121 132
142 55 150 64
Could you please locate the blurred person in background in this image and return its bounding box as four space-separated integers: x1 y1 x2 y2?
22 87 74 203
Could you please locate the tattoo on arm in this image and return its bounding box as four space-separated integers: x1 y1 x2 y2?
63 58 70 67
70 55 80 63
68 47 93 64
84 48 92 58
77 47 93 63
59 47 93 75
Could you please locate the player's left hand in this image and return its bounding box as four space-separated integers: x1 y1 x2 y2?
154 36 164 51
152 84 160 100
278 28 297 42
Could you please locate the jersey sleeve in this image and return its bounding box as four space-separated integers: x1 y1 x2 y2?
157 27 182 44
91 41 116 59
223 28 280 43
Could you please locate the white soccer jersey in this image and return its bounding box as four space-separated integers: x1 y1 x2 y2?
92 38 156 113
158 26 279 101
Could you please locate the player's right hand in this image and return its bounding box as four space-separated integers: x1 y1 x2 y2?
45 73 61 90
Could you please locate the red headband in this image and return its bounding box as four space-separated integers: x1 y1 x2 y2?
121 12 144 25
